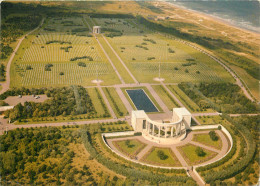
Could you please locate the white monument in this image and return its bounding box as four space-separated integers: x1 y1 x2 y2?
93 26 101 34
131 108 191 144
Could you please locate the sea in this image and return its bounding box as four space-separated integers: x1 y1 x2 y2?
168 0 260 33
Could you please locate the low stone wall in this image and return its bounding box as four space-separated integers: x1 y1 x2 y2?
103 131 135 137
0 106 14 112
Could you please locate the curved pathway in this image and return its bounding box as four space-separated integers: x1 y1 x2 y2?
0 18 45 94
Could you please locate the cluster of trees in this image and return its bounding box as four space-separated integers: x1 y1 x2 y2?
209 131 218 141
0 43 13 59
0 64 6 81
4 86 96 122
71 27 89 33
182 61 196 66
44 63 53 71
196 147 206 157
78 62 86 67
168 48 175 53
136 44 148 50
104 88 123 116
0 127 79 184
143 38 156 44
178 83 211 110
198 83 257 113
70 56 93 61
157 150 168 160
46 40 71 44
44 27 56 31
60 46 72 52
147 57 155 60
1 10 42 43
103 28 123 38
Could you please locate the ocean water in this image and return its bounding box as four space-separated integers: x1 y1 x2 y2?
170 1 260 33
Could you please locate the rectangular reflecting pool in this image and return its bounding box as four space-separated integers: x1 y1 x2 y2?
126 89 158 112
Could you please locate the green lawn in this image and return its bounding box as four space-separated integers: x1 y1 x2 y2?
141 147 181 167
195 115 223 125
121 86 163 112
152 85 179 109
87 88 107 116
113 139 146 157
94 18 233 84
102 87 128 117
178 144 217 165
10 16 121 88
193 133 222 150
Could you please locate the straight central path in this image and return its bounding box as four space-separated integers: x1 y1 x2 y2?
102 36 138 84
83 17 125 84
97 85 117 119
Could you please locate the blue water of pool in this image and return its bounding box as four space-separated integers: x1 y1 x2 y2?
126 89 158 112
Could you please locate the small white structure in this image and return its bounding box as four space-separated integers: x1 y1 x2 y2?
93 26 101 34
131 108 191 144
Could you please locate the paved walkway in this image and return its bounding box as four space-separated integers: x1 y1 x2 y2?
0 117 128 135
0 18 45 94
83 17 125 84
102 35 138 84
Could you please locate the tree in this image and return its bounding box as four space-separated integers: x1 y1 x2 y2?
196 147 206 157
157 150 168 160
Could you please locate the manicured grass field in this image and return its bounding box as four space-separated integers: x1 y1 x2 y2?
193 133 222 150
113 139 146 157
87 88 107 117
152 85 179 109
195 115 223 125
102 87 128 117
121 86 162 112
10 16 121 88
141 147 181 167
94 17 233 84
178 144 217 165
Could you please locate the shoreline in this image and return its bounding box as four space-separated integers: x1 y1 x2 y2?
164 1 260 35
